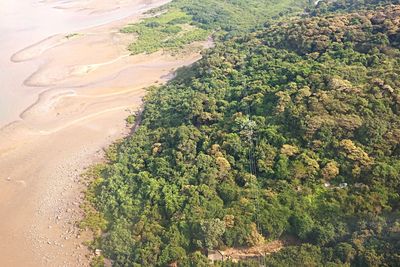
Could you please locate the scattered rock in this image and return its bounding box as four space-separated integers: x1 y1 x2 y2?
95 249 102 256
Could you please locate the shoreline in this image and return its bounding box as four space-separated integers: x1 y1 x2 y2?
0 0 172 128
0 0 207 265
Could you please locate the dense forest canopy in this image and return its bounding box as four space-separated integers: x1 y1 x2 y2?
310 0 400 14
83 0 400 266
170 0 305 32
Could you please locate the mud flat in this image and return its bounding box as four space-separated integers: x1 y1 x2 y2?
0 0 208 266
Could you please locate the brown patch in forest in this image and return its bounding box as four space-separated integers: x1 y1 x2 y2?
208 237 299 262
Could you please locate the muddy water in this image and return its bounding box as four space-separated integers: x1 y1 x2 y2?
0 0 150 126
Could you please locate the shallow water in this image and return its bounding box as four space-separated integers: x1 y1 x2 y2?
0 0 147 127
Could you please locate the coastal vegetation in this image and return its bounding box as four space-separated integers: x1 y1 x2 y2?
84 0 400 266
120 0 306 55
121 9 209 55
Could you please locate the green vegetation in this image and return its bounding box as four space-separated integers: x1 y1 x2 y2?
126 114 136 125
310 0 400 15
121 0 306 55
84 0 400 266
121 9 209 54
170 0 306 32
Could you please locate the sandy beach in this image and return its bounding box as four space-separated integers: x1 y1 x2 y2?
0 0 208 266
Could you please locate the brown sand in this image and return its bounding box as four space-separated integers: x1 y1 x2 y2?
0 0 209 266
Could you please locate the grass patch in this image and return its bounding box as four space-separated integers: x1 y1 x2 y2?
121 9 209 55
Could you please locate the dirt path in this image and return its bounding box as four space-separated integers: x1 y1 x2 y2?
208 237 299 263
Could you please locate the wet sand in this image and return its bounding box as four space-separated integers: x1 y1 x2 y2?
0 0 208 266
